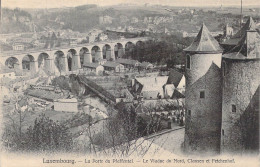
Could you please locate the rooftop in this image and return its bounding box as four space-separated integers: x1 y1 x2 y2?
166 69 184 88
223 30 260 60
103 61 121 68
135 76 168 92
222 17 257 46
83 63 101 68
183 23 223 54
115 58 140 66
223 18 260 60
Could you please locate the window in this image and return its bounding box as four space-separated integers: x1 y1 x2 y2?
232 105 236 113
186 54 191 69
188 110 191 116
222 129 224 136
223 61 227 76
200 91 205 98
9 74 11 76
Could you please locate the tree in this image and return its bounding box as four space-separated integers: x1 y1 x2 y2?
83 102 168 157
3 94 33 151
25 114 73 152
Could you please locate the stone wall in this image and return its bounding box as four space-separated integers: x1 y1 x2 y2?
184 53 222 154
221 58 260 154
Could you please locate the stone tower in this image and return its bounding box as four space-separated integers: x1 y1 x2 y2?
221 17 260 154
183 23 223 154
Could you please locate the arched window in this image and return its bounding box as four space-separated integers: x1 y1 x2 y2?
186 54 191 69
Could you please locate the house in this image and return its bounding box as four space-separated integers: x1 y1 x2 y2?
102 62 124 73
115 58 140 69
54 98 78 112
133 76 168 99
83 63 104 75
107 89 134 103
12 42 25 51
139 62 154 70
163 69 185 98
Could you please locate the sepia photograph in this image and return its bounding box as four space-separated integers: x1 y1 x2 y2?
0 0 259 167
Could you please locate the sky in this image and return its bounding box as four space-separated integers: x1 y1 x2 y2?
2 0 259 9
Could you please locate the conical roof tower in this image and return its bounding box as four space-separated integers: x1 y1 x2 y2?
184 23 223 53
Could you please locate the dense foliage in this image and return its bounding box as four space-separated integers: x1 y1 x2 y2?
2 114 73 152
25 114 73 152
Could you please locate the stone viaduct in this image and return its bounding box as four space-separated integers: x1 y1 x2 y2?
0 37 150 75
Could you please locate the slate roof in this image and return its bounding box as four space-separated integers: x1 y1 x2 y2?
83 63 101 68
115 58 140 66
223 19 260 60
103 62 121 68
171 89 185 99
166 69 184 87
222 17 257 46
184 23 223 53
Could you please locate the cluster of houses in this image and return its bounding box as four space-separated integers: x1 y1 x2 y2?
82 58 154 75
132 69 185 100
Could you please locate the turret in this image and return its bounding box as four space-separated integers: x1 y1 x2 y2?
221 17 260 154
183 23 223 154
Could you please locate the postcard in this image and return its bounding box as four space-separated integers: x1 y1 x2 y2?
0 0 259 167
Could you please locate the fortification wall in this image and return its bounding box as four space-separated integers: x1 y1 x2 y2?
186 53 222 87
221 59 260 154
184 53 222 154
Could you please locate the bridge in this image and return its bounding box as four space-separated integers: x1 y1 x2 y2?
0 37 151 75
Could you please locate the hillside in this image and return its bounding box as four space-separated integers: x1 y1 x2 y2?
1 8 33 33
1 4 259 34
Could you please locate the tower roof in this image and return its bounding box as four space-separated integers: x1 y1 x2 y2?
223 29 260 60
222 17 257 46
184 23 223 54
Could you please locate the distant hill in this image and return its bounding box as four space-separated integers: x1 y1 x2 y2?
1 8 33 34
0 4 169 34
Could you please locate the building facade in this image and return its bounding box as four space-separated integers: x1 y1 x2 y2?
221 27 260 154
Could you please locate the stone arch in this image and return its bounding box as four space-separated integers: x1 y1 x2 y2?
5 57 20 69
91 45 101 62
135 41 145 61
80 47 91 65
54 50 67 75
67 49 77 71
125 41 136 59
38 53 49 68
114 43 124 59
102 44 112 60
22 54 35 71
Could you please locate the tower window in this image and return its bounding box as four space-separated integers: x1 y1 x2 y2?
222 129 224 136
232 105 236 113
186 54 191 69
223 61 227 76
200 91 205 98
188 110 191 116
